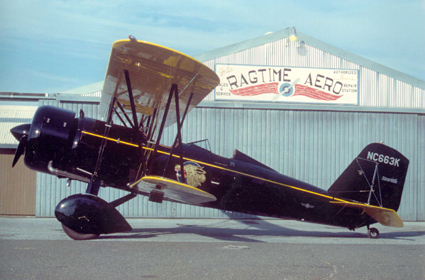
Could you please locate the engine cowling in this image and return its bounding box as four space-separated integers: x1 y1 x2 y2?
11 105 142 188
24 106 77 173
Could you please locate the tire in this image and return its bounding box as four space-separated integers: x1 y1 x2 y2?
61 224 100 241
367 227 380 239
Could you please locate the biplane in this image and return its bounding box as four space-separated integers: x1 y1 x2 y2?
10 37 409 240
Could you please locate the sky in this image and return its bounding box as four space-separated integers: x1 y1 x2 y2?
0 0 424 94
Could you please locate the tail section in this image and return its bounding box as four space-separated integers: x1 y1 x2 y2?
328 143 409 212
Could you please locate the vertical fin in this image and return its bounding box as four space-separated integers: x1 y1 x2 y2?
328 143 409 211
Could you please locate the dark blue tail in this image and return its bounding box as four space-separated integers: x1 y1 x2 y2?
328 143 409 212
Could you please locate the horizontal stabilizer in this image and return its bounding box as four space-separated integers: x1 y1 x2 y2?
140 175 217 204
330 201 403 228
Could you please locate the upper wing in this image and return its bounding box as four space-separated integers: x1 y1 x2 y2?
101 39 220 127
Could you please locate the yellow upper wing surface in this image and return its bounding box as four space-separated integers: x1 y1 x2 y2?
101 39 220 127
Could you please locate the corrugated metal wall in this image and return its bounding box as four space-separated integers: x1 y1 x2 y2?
418 115 425 221
201 40 425 108
35 99 423 221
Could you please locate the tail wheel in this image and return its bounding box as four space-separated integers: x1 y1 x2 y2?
61 224 100 241
367 227 380 239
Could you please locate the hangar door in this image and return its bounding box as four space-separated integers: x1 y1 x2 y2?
0 151 36 215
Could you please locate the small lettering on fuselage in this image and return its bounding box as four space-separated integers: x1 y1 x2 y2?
381 176 398 184
367 152 400 167
214 162 228 167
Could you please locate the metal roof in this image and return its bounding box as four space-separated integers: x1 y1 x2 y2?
194 28 425 90
60 28 425 96
59 81 104 96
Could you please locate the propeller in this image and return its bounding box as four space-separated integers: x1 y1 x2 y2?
10 123 31 167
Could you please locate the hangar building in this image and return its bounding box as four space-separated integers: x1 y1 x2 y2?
1 28 424 221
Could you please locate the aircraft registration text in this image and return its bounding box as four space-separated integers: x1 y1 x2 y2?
367 152 400 167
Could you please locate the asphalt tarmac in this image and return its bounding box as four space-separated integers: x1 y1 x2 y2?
1 217 424 279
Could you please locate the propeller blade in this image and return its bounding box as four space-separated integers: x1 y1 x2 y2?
12 135 27 167
11 123 31 168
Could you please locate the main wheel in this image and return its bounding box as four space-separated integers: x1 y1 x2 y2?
61 224 100 241
367 227 379 239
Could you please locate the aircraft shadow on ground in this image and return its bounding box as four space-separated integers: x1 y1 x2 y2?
98 219 425 242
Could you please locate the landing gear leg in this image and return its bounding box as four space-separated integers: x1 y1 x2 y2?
367 225 380 239
55 192 136 241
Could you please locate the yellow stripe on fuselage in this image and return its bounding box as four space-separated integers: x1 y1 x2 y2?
81 131 377 206
329 201 398 213
82 131 139 147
